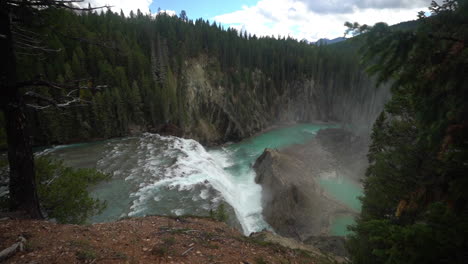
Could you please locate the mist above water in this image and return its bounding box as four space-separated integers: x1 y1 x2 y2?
44 124 332 235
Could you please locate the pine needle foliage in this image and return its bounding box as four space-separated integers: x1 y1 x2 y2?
347 1 468 263
35 156 109 224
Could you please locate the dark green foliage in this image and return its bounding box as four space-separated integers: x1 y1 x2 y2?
349 203 468 264
35 156 109 224
210 203 228 222
0 7 370 146
76 249 97 262
71 239 98 262
0 156 108 223
347 1 468 263
254 256 268 264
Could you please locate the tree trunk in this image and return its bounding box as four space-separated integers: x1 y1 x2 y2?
0 2 43 219
5 105 44 218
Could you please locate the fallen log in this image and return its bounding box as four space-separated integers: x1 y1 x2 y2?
0 236 26 261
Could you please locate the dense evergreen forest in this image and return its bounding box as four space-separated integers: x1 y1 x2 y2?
3 0 466 263
0 6 385 148
347 0 468 263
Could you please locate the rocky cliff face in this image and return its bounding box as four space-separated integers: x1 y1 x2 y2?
178 56 389 145
253 129 366 245
253 146 353 241
253 148 325 240
181 57 270 144
275 76 390 134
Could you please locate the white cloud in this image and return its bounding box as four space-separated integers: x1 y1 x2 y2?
213 0 432 42
157 9 177 16
298 0 432 14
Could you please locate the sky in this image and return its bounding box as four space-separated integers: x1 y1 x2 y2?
84 0 436 42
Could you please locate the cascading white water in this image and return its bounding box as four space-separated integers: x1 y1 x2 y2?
126 134 269 234
43 124 330 235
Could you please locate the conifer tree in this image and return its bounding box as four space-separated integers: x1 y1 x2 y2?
347 1 468 263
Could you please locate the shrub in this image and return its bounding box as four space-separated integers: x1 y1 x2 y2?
35 156 109 224
210 203 228 222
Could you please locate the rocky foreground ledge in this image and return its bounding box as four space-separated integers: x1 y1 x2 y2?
0 215 340 264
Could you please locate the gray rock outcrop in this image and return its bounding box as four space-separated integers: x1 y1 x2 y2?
253 128 367 253
253 146 352 241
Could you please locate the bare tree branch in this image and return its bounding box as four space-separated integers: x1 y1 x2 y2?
15 51 46 57
5 1 110 112
14 79 107 91
7 0 111 11
25 93 90 110
23 91 58 105
13 26 45 38
12 31 42 45
15 41 61 52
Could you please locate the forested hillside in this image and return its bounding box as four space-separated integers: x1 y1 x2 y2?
2 1 467 263
347 0 468 263
0 7 388 148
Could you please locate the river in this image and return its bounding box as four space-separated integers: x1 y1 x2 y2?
42 124 362 236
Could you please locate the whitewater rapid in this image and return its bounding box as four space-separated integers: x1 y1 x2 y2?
125 133 269 234
43 124 330 235
60 133 268 235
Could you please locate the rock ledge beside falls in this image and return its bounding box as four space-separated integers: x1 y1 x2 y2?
253 148 346 240
253 128 367 258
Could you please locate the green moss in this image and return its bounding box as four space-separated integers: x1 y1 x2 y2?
151 236 176 257
71 239 98 262
76 249 97 261
255 256 269 264
151 246 168 257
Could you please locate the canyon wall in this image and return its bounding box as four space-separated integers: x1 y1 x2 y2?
177 48 390 144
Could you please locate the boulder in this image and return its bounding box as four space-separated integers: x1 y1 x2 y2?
253 148 329 240
253 129 362 242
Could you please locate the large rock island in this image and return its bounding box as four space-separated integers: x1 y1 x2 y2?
253 128 368 256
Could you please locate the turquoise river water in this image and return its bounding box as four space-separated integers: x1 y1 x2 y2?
42 124 362 236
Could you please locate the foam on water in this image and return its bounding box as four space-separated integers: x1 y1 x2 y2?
41 123 337 236
199 189 209 200
127 133 268 235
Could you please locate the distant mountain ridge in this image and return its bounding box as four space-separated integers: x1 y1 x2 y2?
312 20 418 46
313 37 346 45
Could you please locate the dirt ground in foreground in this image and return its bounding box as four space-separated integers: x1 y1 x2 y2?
0 216 323 264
